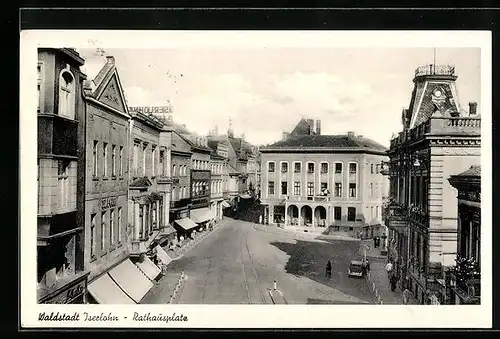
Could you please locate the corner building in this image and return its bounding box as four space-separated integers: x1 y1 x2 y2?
260 118 388 237
384 64 481 304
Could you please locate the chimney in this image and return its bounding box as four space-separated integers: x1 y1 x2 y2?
106 56 115 64
347 131 355 138
469 102 478 116
306 119 314 135
315 120 321 135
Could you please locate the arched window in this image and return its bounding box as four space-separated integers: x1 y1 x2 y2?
59 70 75 119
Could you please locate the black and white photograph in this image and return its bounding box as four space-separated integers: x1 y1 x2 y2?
20 30 491 328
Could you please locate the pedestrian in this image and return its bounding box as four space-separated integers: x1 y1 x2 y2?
403 288 411 305
385 261 393 275
365 259 370 273
390 274 398 292
326 260 332 279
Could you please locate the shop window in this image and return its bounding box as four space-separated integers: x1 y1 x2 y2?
58 70 75 119
348 207 356 221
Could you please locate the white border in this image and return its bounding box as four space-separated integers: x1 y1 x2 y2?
20 30 492 329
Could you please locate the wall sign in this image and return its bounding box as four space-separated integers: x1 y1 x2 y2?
101 196 118 209
128 106 172 114
41 279 86 304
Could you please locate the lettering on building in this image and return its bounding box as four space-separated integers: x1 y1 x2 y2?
128 106 172 114
41 280 86 304
101 196 118 209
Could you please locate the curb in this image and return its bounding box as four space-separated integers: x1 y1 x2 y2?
167 271 187 304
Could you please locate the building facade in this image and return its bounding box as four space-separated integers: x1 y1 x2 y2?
37 48 89 304
260 118 388 235
188 135 213 226
447 166 481 305
384 64 481 304
209 141 229 220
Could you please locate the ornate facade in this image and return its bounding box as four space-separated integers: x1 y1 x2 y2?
384 64 481 304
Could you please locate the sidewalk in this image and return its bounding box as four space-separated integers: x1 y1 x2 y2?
140 272 184 304
359 239 387 259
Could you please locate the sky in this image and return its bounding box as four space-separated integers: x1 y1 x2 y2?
78 47 480 147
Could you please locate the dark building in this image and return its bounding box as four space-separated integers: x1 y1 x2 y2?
447 166 481 304
37 48 89 303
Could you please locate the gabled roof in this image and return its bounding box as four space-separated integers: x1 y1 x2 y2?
261 134 387 153
290 118 313 136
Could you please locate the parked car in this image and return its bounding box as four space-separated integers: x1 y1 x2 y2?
348 260 367 277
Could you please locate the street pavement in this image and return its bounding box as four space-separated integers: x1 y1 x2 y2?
148 218 375 304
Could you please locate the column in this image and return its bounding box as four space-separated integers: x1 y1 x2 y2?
284 203 289 226
269 204 274 224
134 202 140 240
312 206 315 228
164 192 170 227
298 205 302 227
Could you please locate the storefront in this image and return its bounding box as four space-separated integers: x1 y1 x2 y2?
173 217 198 240
190 207 215 230
38 271 90 304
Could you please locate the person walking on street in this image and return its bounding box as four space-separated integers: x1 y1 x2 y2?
403 288 411 305
390 274 398 292
385 261 393 275
326 260 332 279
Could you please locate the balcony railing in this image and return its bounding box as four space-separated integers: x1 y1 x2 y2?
415 64 455 77
384 204 407 222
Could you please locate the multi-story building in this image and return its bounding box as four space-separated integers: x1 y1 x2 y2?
37 48 89 304
127 110 169 264
260 118 388 235
384 64 481 304
208 140 229 220
447 165 481 305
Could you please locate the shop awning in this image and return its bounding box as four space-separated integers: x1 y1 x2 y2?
108 259 154 303
135 256 161 281
87 273 135 304
190 207 215 224
155 245 172 266
222 201 231 208
240 194 252 199
174 217 198 231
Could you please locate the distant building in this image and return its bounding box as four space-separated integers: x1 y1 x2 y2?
447 166 481 305
384 64 481 304
208 140 229 220
37 48 89 304
260 118 388 236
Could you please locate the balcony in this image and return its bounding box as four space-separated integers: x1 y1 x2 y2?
408 206 428 225
414 64 455 77
38 114 78 157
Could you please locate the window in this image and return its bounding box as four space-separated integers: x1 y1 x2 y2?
152 147 156 176
268 181 275 195
349 183 357 197
90 214 97 258
321 163 328 174
57 160 69 209
173 165 176 177
102 142 108 177
111 145 116 177
308 163 315 174
159 150 165 176
58 70 75 119
294 182 301 195
334 207 341 221
268 162 275 173
37 62 43 113
117 207 122 244
142 145 147 176
101 211 107 252
307 182 314 196
335 163 342 174
281 162 288 173
110 209 115 246
375 165 380 174
139 205 144 237
335 183 342 197
119 146 124 177
281 182 288 195
370 183 373 197
133 143 139 175
294 162 301 173
349 163 357 175
348 207 356 221
321 182 328 195
370 164 374 174
92 141 98 177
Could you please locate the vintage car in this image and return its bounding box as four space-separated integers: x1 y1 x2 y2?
348 260 366 277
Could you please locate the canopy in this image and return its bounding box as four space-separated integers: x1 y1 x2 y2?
240 194 252 199
190 207 215 223
222 201 231 208
155 245 173 266
135 256 162 281
108 259 154 303
174 217 198 230
87 273 135 304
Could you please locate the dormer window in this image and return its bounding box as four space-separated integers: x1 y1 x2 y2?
58 70 75 119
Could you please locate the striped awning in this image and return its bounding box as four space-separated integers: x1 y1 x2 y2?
87 273 135 304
